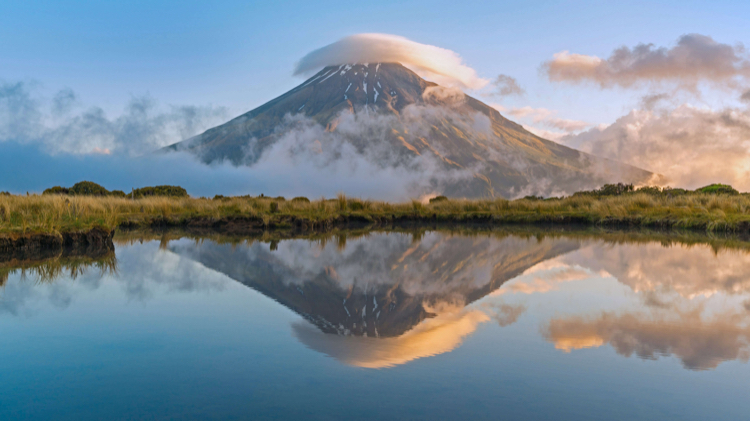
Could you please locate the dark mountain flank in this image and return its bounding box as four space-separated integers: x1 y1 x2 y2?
164 63 654 198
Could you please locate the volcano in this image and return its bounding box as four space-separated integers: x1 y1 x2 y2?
172 232 581 339
164 63 654 198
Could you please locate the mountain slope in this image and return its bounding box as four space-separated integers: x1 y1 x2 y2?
165 63 654 198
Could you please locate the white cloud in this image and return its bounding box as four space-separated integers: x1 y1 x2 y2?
0 81 229 155
544 34 750 90
502 106 590 137
294 33 489 90
560 104 750 190
489 74 525 97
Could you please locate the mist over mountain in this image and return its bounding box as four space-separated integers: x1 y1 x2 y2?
165 63 654 198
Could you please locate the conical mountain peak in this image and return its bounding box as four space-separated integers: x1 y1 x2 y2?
164 62 655 198
290 62 436 115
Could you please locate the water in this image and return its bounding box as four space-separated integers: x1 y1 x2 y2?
1 229 749 420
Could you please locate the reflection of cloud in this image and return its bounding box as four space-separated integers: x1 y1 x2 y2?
0 278 45 317
0 241 230 316
543 310 750 370
293 309 489 368
484 302 527 327
120 242 229 301
563 243 750 299
494 259 606 295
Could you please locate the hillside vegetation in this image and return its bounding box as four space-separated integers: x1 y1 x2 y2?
2 183 750 235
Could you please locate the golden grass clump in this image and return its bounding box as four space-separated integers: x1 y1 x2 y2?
2 191 750 235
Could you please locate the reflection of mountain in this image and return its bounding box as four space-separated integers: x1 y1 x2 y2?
172 233 579 338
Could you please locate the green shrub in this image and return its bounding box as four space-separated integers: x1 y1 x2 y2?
636 186 662 195
213 195 225 200
269 202 279 213
696 184 739 195
522 195 544 201
129 185 188 198
69 181 110 196
429 195 448 203
0 191 12 196
291 196 310 203
42 182 130 197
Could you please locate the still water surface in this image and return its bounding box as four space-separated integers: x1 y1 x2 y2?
1 230 749 420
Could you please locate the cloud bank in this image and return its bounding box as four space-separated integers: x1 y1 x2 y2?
560 104 750 190
0 79 478 200
0 81 229 155
294 33 488 90
544 34 750 90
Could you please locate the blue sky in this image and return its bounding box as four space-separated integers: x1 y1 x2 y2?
2 0 747 122
2 0 750 195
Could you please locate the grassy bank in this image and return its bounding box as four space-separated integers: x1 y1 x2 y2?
3 190 750 235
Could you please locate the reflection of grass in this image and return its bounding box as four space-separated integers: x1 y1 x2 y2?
7 224 750 286
3 192 750 235
0 252 117 285
115 225 750 256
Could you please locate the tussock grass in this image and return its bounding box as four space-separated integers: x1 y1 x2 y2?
2 192 750 235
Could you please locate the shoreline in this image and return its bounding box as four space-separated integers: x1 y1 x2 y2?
3 192 750 259
4 222 750 280
5 213 750 263
0 227 114 263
